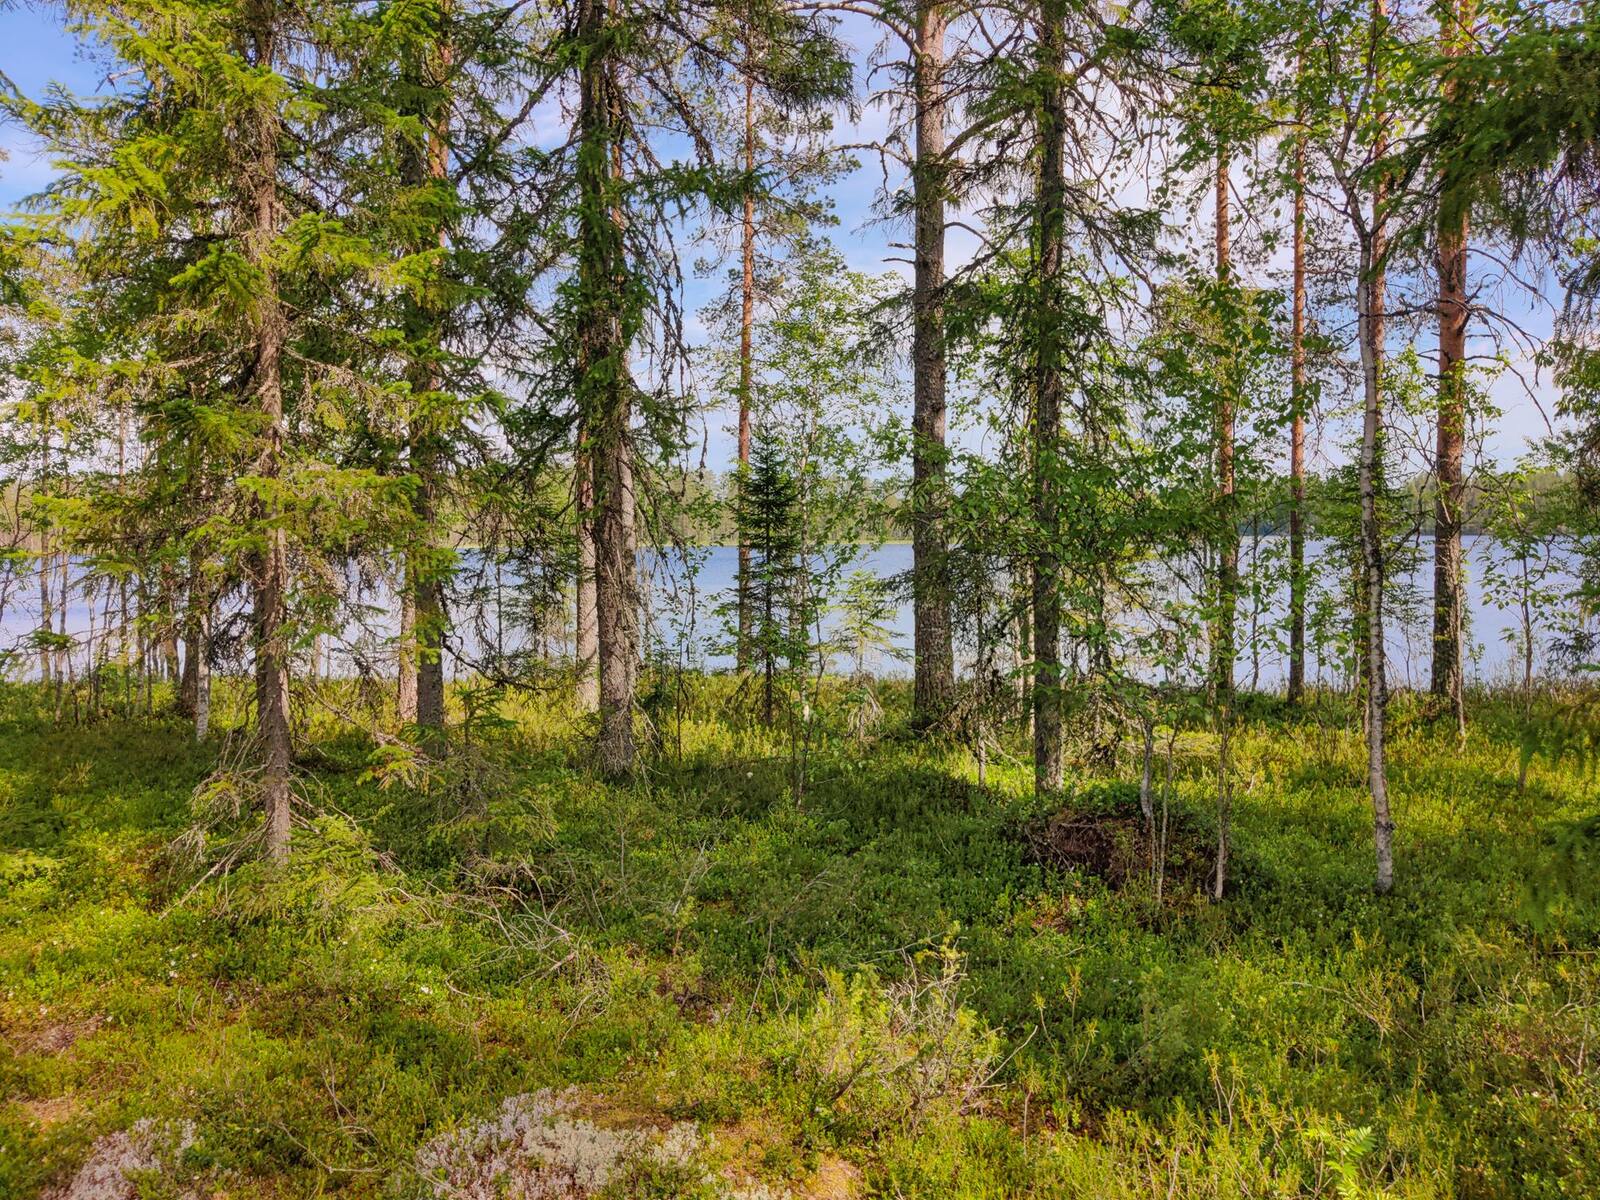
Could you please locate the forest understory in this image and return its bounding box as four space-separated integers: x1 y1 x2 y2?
2 676 1596 1200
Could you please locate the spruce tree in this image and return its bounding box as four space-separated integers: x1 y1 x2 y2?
13 0 440 860
733 425 803 725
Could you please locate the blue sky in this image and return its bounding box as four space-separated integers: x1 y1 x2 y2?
1 6 104 202
1 4 1565 476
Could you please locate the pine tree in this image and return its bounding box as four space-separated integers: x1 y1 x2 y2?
1430 0 1476 731
540 0 850 776
834 0 958 730
907 0 956 732
697 12 842 676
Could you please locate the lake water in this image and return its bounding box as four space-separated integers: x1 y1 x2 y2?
1 535 1586 689
636 536 1586 688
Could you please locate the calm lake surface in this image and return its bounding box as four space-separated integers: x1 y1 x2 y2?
1 535 1583 688
638 536 1582 687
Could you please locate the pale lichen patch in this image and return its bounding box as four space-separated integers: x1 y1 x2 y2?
44 1118 197 1200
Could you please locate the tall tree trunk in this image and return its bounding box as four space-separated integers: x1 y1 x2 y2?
159 564 181 685
575 436 599 712
397 592 418 722
118 406 131 685
1213 146 1237 902
1032 3 1066 797
37 553 51 685
178 557 201 719
736 61 756 673
1288 122 1308 705
181 563 212 743
1431 0 1472 732
622 427 639 702
613 127 641 713
763 543 776 726
1014 581 1031 734
402 16 453 734
54 549 68 719
910 0 955 730
578 0 636 776
411 477 446 732
596 431 637 774
194 634 211 741
37 412 52 686
1359 4 1395 894
244 4 291 865
1358 254 1393 894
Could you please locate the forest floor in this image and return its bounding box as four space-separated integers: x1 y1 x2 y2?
1 678 1597 1199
